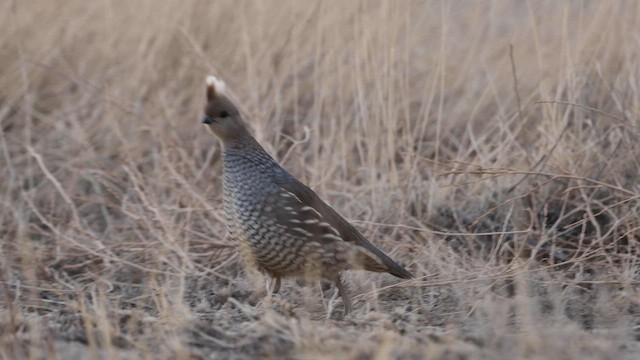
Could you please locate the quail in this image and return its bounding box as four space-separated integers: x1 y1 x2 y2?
202 76 412 315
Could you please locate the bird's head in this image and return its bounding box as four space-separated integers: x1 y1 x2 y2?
203 76 246 142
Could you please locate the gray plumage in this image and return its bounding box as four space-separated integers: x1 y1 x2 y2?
202 76 412 315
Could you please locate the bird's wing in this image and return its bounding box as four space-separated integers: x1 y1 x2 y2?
269 180 348 244
274 177 413 279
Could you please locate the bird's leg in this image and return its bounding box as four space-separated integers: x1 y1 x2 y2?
334 275 352 316
272 276 281 294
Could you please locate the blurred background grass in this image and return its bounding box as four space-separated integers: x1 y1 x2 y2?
1 0 639 359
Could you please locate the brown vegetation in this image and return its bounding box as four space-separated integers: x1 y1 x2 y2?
1 1 639 358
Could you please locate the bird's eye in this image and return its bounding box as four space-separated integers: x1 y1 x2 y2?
220 111 230 118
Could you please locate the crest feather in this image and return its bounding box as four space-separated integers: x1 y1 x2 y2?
206 76 226 99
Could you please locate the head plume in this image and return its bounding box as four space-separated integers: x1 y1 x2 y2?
206 76 226 100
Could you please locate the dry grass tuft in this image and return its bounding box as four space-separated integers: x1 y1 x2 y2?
1 1 640 358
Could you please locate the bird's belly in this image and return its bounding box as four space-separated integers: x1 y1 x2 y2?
234 222 350 278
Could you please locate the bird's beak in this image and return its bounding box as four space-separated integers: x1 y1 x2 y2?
202 115 213 124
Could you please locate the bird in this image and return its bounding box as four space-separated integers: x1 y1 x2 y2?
202 75 412 315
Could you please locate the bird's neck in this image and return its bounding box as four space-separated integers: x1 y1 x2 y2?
221 132 283 176
221 132 272 159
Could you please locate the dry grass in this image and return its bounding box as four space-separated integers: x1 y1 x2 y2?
1 0 640 359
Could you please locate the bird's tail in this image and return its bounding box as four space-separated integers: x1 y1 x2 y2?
361 248 413 279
